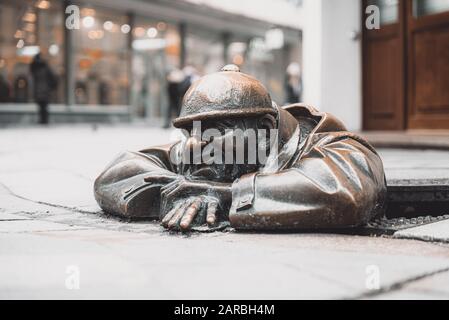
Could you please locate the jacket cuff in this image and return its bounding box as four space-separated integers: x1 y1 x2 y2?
230 172 257 215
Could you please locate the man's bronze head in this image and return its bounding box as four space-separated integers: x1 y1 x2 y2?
173 65 279 182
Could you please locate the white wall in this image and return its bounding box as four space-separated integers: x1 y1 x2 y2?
302 0 323 109
302 0 362 131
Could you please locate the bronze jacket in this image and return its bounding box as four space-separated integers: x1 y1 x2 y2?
94 104 387 229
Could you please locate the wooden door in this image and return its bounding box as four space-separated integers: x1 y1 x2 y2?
363 0 405 130
406 0 449 129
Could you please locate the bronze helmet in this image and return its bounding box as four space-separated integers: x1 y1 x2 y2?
172 64 277 128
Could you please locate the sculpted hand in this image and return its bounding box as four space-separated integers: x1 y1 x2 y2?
161 196 219 231
159 177 231 232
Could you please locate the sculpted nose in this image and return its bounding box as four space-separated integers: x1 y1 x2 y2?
185 136 207 164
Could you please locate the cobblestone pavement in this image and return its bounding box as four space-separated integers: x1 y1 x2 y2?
1 125 449 299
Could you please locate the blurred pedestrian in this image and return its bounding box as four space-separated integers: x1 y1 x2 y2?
285 62 302 104
0 74 10 102
30 53 57 125
166 68 185 128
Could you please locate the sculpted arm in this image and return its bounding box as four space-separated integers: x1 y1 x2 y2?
229 134 387 230
94 145 179 219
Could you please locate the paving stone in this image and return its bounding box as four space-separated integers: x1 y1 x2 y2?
371 289 449 300
399 270 449 296
371 270 449 299
1 230 449 299
377 149 449 186
0 220 91 233
394 219 449 243
0 191 71 216
0 212 30 221
0 169 98 208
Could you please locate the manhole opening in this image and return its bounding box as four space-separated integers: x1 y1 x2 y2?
356 185 449 236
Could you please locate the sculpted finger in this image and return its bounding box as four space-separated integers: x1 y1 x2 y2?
161 179 181 197
180 198 202 231
206 200 218 226
161 201 184 227
162 178 186 199
168 200 191 230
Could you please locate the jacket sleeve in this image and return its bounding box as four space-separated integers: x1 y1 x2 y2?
229 132 387 230
93 144 178 219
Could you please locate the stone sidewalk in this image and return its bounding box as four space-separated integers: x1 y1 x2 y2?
1 125 449 299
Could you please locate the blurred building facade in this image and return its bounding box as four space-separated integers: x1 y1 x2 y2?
0 0 302 125
2 0 448 131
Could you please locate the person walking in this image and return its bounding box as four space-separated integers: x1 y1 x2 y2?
285 62 302 104
0 74 10 102
30 54 57 125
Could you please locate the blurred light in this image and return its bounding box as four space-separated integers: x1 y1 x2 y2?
286 62 301 76
229 42 247 54
82 16 95 28
35 0 51 9
111 23 119 33
132 39 166 51
18 79 26 89
88 30 96 39
157 22 167 31
49 44 59 56
17 45 40 56
147 27 158 38
16 39 25 49
23 12 36 23
103 21 113 31
232 54 244 65
24 23 36 32
88 30 104 40
14 30 24 39
0 59 5 68
134 27 146 37
81 8 96 16
121 24 131 34
265 28 284 50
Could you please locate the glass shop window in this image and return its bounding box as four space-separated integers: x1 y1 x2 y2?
227 33 301 105
0 0 64 104
185 26 224 76
367 0 399 25
72 7 130 106
131 17 181 119
413 0 449 17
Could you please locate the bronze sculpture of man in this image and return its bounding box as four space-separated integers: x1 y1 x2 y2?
94 65 387 232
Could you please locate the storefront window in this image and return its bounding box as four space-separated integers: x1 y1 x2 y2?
131 17 181 119
0 0 64 103
227 33 301 105
367 0 399 25
414 0 449 17
72 6 130 105
185 26 224 75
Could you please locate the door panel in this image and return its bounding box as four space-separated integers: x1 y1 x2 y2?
407 0 449 128
363 0 405 130
414 27 449 112
366 37 400 116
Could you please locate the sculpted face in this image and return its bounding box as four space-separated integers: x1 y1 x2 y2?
177 115 277 183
